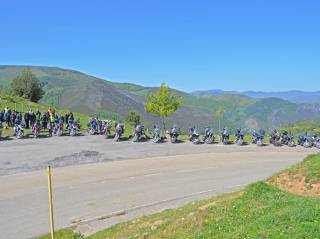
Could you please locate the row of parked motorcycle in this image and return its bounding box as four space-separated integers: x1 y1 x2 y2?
0 119 81 139
190 127 320 148
87 120 320 148
1 118 320 149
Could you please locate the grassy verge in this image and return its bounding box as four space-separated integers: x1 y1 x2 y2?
37 154 320 239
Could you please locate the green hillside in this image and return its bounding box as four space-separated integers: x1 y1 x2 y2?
1 65 320 131
281 119 320 135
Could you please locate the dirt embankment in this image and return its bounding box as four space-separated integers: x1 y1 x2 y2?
269 154 320 196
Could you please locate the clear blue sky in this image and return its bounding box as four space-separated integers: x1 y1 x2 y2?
1 0 319 92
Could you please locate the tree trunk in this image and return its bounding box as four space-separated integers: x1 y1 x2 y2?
162 117 166 136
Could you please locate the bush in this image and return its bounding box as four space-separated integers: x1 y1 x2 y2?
126 111 141 126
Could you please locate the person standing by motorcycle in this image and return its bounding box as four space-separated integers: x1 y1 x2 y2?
65 112 74 130
41 112 47 129
24 111 30 129
69 112 74 121
0 110 4 123
67 115 74 129
65 113 70 129
95 117 102 134
35 110 41 123
29 110 35 128
48 107 55 116
47 113 56 136
11 110 17 127
5 109 11 128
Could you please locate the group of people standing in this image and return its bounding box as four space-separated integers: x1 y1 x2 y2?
0 106 79 132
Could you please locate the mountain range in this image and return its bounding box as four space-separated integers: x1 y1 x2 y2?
0 65 319 131
192 90 320 104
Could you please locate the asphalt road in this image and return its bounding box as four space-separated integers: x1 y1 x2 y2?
0 135 318 239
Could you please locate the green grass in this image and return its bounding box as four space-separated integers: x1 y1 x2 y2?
35 229 77 239
37 154 320 239
286 154 320 182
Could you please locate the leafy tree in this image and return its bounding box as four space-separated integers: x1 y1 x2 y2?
11 69 44 102
144 83 183 131
126 111 141 126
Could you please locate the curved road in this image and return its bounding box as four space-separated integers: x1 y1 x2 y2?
0 135 318 239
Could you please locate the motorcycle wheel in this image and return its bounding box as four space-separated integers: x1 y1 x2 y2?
105 131 111 139
57 129 63 136
288 140 295 147
257 139 263 147
304 141 311 148
171 135 177 143
132 134 139 142
17 131 23 139
193 139 200 145
238 139 244 146
205 137 213 144
153 136 161 143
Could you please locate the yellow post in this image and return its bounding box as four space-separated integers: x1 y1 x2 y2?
47 166 55 239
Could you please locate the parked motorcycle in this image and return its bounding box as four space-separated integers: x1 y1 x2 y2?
189 127 200 144
167 125 180 143
280 131 290 145
102 120 113 138
88 119 98 135
14 122 25 139
132 124 145 142
269 130 281 146
114 123 125 141
235 128 245 145
287 132 296 147
298 134 312 148
47 122 54 137
252 130 264 146
69 121 79 136
152 125 162 143
32 121 41 138
221 128 229 145
311 135 320 149
55 122 63 136
204 128 215 144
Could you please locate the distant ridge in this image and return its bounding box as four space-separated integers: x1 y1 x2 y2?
192 89 320 104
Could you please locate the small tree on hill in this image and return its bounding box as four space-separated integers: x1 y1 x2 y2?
215 106 225 132
126 111 141 126
144 83 183 131
11 69 44 102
